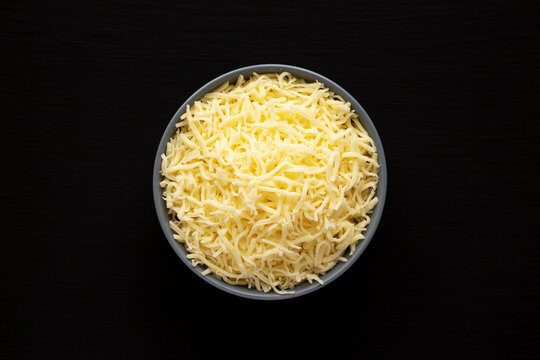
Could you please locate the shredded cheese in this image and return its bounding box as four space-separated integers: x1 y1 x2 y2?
160 72 379 294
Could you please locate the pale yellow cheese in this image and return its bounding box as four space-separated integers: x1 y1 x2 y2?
160 72 379 294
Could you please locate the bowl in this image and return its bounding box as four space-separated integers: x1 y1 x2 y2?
153 64 387 300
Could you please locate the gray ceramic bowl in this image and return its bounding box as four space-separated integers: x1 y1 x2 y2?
153 64 387 300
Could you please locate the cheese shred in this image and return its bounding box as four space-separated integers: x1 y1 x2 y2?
160 72 379 294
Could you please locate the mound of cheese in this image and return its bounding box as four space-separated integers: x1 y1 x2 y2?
160 72 379 294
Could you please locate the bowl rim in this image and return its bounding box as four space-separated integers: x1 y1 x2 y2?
153 64 387 300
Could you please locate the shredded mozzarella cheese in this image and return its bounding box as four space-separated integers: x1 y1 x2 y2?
160 72 379 294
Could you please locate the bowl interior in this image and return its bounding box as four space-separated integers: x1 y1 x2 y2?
153 64 387 300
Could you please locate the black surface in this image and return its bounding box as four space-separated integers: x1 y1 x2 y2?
2 1 539 358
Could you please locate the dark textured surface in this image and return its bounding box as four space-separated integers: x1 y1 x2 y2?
2 1 539 358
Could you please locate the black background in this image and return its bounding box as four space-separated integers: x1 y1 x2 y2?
2 0 539 358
